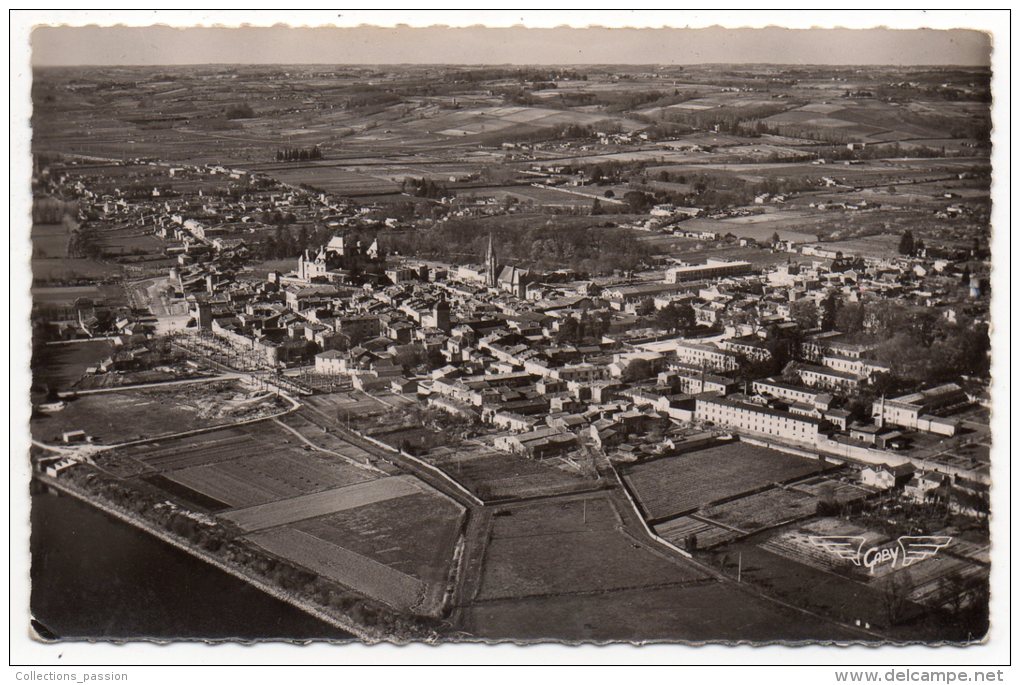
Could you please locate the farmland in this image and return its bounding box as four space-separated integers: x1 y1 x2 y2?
165 450 377 508
31 339 116 393
472 494 708 602
620 441 826 521
247 528 428 614
222 475 422 532
459 581 866 642
421 445 600 501
30 379 288 444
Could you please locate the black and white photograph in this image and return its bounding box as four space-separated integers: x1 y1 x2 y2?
9 9 1012 677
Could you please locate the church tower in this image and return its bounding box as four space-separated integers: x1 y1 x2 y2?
485 233 498 288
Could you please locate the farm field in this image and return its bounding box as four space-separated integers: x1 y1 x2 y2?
165 450 378 508
221 475 423 532
790 476 874 505
247 527 427 613
459 581 867 642
473 494 708 601
264 166 401 196
31 339 116 393
30 380 287 444
699 487 818 533
422 446 599 501
654 516 740 550
31 284 125 305
620 441 825 521
277 411 380 465
294 491 463 582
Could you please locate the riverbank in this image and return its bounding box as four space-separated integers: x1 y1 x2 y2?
35 472 392 642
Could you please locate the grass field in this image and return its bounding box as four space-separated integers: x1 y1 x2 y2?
30 380 286 444
458 581 868 642
32 340 116 393
654 516 741 550
295 491 463 582
247 527 427 613
699 487 818 533
474 494 707 601
165 450 377 508
423 446 597 501
221 475 422 532
620 441 824 521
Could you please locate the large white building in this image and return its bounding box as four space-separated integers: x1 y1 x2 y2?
665 258 754 284
695 396 824 444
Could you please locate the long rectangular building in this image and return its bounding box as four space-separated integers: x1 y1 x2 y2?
694 396 824 444
674 341 741 372
665 258 754 284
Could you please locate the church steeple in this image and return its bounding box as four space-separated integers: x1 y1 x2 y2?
485 233 498 288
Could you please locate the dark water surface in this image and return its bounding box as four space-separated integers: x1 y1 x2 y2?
29 484 353 641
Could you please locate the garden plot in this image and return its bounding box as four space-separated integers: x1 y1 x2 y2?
247 528 426 613
222 475 422 532
621 441 823 521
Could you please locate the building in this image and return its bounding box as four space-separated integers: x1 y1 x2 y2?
860 463 916 490
872 384 966 436
752 377 830 407
694 396 824 444
795 363 861 392
493 427 578 458
665 259 754 284
674 341 740 372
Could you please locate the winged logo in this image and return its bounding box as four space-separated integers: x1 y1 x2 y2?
897 535 953 567
806 534 952 573
807 536 867 565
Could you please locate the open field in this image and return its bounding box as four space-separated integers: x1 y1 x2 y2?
247 527 427 613
222 475 423 532
699 487 818 533
31 379 286 444
422 446 599 501
295 491 463 582
32 340 116 393
474 494 708 601
790 476 874 505
459 581 868 642
654 516 741 550
165 450 377 509
620 441 825 521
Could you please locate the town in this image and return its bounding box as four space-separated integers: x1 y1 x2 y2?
29 61 992 643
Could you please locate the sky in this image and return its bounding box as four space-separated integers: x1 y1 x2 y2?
30 25 992 68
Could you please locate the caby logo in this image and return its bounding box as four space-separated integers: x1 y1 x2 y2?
807 535 952 574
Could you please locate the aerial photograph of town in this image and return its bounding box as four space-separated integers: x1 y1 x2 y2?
18 17 1001 654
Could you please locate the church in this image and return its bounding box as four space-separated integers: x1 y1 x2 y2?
484 233 536 298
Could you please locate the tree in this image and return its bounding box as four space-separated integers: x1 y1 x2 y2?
882 570 913 626
635 297 656 317
555 317 581 344
622 358 652 382
654 302 696 333
820 291 843 330
591 198 604 216
898 230 915 256
790 299 819 330
835 301 866 335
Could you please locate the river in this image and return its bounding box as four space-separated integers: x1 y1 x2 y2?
29 483 353 641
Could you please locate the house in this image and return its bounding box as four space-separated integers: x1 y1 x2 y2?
494 427 578 459
62 429 88 444
860 463 915 490
904 472 948 502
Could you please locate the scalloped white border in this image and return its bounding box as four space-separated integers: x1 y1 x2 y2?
7 9 1011 674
